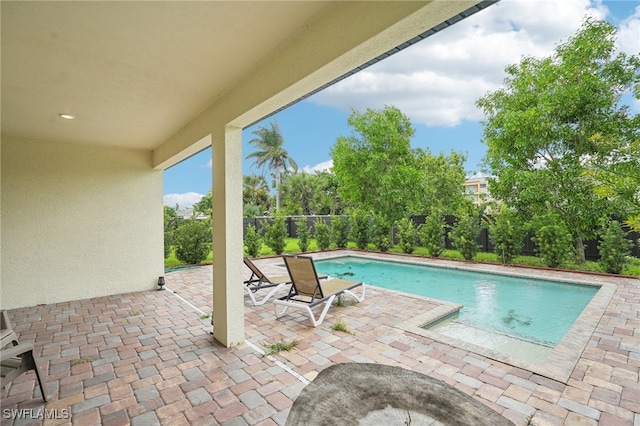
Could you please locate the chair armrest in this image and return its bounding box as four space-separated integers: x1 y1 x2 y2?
1 342 34 361
1 330 20 348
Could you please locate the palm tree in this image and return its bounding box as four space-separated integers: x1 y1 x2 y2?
280 172 320 215
246 121 298 210
243 174 270 214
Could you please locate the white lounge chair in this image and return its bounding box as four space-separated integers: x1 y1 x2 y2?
1 310 48 402
274 255 365 327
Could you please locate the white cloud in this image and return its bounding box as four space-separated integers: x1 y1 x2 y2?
302 160 333 174
312 0 614 127
163 192 204 209
616 5 640 55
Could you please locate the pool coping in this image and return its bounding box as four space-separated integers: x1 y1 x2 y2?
309 250 625 383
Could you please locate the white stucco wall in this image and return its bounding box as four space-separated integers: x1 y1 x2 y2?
1 136 164 309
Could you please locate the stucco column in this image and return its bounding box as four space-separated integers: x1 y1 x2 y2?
212 125 244 347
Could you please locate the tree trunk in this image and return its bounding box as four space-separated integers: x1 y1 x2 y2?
574 236 586 264
275 168 281 211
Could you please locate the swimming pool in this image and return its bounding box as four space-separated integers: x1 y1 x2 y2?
314 256 598 354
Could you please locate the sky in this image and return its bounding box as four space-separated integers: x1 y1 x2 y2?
164 0 640 209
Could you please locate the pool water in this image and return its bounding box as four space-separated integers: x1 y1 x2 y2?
314 256 598 349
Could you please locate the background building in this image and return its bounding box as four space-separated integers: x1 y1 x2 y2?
464 173 492 206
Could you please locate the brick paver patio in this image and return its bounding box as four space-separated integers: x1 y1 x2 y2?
1 250 638 425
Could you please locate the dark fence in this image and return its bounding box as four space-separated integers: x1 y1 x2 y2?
243 215 346 240
416 215 640 261
243 215 640 261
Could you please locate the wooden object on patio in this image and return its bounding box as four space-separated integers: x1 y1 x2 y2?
286 363 514 426
1 310 49 402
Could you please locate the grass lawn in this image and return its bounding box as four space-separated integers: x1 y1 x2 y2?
165 238 640 278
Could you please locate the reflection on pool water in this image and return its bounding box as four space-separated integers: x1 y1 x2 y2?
314 256 599 362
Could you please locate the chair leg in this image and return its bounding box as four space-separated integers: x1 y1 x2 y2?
274 295 336 327
274 302 289 318
246 283 286 306
308 295 336 327
25 352 48 402
0 350 48 402
343 284 366 303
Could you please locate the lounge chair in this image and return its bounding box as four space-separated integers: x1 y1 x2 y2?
243 257 327 306
243 257 296 306
1 311 48 402
274 255 365 327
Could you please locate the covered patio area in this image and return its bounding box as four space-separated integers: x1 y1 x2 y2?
2 251 638 425
1 0 497 350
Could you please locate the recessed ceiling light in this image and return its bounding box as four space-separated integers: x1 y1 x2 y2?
58 113 76 120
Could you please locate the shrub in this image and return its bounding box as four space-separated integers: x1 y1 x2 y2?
314 219 331 251
350 210 370 250
164 237 172 259
163 208 181 259
295 218 311 253
396 218 417 254
173 219 212 265
331 216 349 249
598 220 632 274
244 224 261 258
371 213 391 252
264 214 287 255
486 206 525 264
532 212 573 268
419 210 446 257
450 215 481 260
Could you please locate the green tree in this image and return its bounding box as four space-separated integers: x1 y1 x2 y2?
416 150 469 216
331 216 349 249
244 224 262 258
450 215 481 260
243 174 271 216
163 205 180 258
194 191 212 221
173 219 211 265
263 213 287 255
584 138 640 232
532 211 573 268
331 106 422 226
295 218 311 253
243 204 263 218
396 218 417 254
598 220 633 274
314 171 344 215
314 219 331 251
349 209 370 250
164 204 178 225
246 121 298 210
485 205 526 264
419 209 446 257
477 18 640 263
370 213 392 252
280 172 321 215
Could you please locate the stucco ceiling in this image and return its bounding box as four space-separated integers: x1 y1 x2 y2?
1 1 492 156
1 1 330 150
